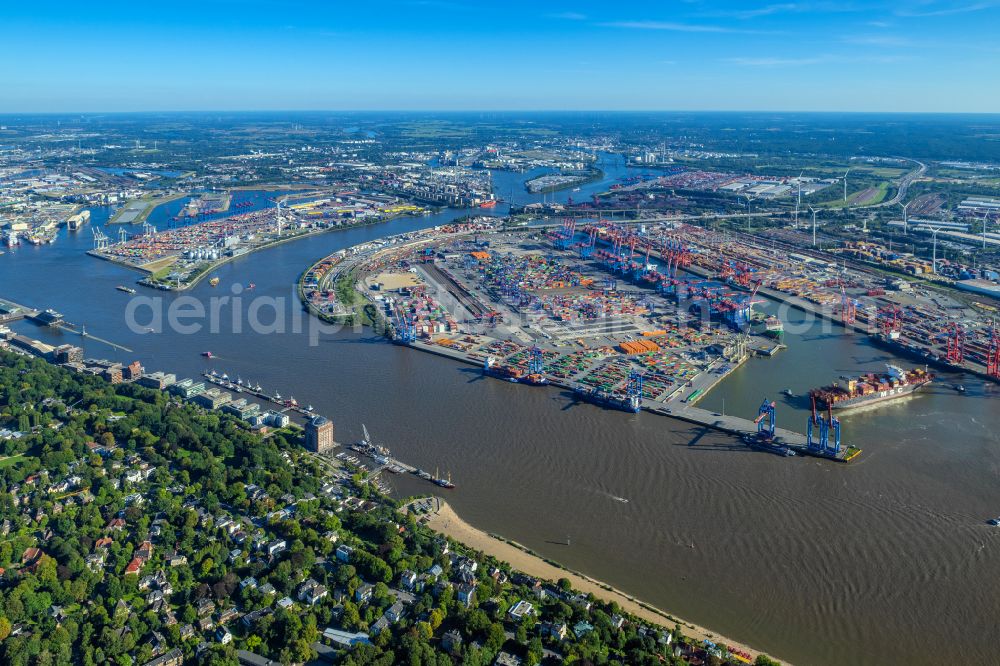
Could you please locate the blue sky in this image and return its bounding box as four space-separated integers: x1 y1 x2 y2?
2 0 999 112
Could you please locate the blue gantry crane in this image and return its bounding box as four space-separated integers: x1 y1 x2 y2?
394 309 416 344
528 347 544 375
626 371 644 412
754 399 776 439
807 398 842 456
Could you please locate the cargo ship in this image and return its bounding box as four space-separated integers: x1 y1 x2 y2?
483 357 548 385
479 199 498 209
27 232 57 245
869 331 969 373
749 313 783 339
574 386 642 413
66 210 90 231
809 365 932 411
520 373 549 386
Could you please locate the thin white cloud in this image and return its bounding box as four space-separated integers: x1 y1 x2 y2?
700 2 868 19
710 3 801 19
842 34 911 46
547 12 587 21
600 20 748 33
723 56 826 66
723 53 912 66
895 1 1000 17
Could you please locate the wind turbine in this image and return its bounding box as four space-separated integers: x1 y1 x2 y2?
927 226 943 274
899 201 910 234
809 206 819 247
842 169 851 203
794 171 804 229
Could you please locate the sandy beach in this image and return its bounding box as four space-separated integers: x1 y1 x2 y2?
416 498 784 665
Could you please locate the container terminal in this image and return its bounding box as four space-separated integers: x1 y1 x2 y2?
300 211 1000 459
299 221 869 461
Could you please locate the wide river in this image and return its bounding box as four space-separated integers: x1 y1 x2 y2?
3 158 999 666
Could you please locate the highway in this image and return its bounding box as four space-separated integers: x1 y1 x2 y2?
871 158 927 208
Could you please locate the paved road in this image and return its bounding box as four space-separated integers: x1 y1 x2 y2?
871 158 927 208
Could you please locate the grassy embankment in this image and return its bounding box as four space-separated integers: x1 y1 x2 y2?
333 268 375 327
108 193 187 225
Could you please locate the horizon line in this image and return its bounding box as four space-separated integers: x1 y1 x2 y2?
2 108 1000 116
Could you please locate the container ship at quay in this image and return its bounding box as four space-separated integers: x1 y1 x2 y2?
749 313 783 339
573 386 642 413
809 365 932 411
482 357 549 386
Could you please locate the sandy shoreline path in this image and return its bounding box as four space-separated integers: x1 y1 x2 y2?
415 498 785 665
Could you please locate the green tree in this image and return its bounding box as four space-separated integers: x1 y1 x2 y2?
755 656 781 666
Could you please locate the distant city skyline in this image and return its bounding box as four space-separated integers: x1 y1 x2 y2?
4 0 1000 113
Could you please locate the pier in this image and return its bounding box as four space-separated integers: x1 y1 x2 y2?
201 371 317 419
648 404 858 462
403 338 857 462
71 324 133 353
0 297 133 352
0 297 39 324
